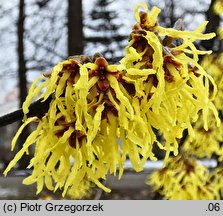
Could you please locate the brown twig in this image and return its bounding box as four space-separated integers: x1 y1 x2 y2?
0 94 53 127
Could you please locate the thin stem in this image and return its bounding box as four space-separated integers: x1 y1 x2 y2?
0 94 52 128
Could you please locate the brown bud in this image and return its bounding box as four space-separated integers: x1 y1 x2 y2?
97 79 110 91
95 57 108 68
139 11 147 25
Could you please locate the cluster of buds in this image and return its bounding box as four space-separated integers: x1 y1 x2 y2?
4 3 220 198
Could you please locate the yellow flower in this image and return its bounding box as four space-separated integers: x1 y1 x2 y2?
183 115 223 159
182 52 223 161
66 178 93 199
214 0 223 15
148 155 217 199
210 165 223 199
4 57 119 197
202 53 223 111
3 55 157 197
3 3 220 198
121 3 220 163
217 27 223 40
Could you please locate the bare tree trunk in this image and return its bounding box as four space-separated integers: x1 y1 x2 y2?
17 0 30 169
67 0 83 56
18 0 27 108
169 0 175 27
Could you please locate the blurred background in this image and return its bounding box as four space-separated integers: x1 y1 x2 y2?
0 0 222 199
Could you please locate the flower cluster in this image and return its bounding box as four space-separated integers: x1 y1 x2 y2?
120 3 219 163
183 116 223 159
148 155 217 199
4 3 220 198
202 53 223 111
182 53 223 160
